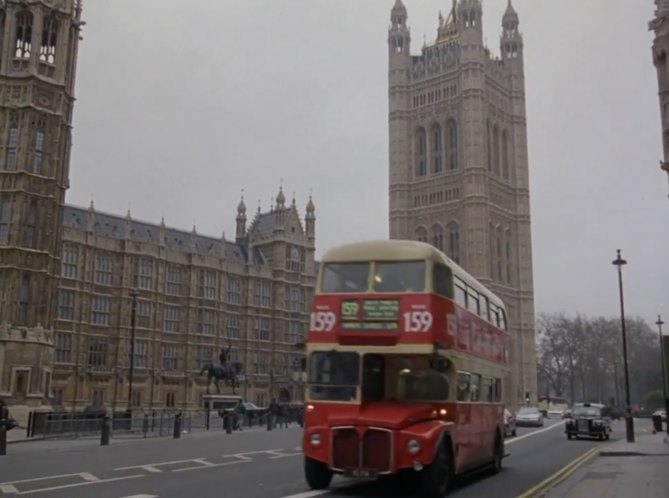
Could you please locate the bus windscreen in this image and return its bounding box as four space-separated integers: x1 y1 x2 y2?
321 263 369 293
373 261 425 292
308 351 359 401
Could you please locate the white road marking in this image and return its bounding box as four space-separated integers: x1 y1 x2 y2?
507 420 565 445
118 495 158 498
280 491 331 498
0 484 19 494
79 472 99 482
116 458 206 473
1 472 96 485
14 475 144 495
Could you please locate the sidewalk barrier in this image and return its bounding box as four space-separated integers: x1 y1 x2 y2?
173 412 182 439
0 426 6 455
142 413 149 438
100 415 111 446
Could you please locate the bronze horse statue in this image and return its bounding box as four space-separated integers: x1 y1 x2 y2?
199 361 243 395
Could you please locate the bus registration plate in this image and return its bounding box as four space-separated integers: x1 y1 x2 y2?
344 468 378 479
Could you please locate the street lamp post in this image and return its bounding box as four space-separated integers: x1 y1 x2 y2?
612 249 634 443
127 290 139 413
656 315 669 437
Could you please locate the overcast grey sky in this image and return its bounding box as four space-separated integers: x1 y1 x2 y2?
69 1 669 324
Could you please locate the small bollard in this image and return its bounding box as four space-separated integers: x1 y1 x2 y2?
142 413 149 438
225 413 233 434
173 412 182 439
267 414 272 431
100 415 111 446
0 426 7 456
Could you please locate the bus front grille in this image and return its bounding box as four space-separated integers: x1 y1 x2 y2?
362 429 392 472
332 427 359 470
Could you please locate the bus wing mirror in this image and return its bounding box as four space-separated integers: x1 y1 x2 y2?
430 357 447 373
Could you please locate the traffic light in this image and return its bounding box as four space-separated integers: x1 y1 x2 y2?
525 391 530 405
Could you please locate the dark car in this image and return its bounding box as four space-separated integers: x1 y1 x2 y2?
565 402 612 440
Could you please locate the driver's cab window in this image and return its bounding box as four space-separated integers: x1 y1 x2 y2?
362 353 385 402
386 355 452 402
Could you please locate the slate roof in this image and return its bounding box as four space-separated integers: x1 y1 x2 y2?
62 205 253 264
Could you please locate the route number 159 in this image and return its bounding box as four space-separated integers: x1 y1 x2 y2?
310 311 336 332
403 311 433 332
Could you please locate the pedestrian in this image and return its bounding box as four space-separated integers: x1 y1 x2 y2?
269 398 280 429
234 401 246 431
0 398 16 431
280 403 289 428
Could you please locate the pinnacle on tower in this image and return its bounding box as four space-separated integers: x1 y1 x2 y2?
503 0 519 24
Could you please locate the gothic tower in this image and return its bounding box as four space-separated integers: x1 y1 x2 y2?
650 0 669 187
387 0 537 404
0 0 84 413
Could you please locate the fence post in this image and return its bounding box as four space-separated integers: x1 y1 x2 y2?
100 415 111 446
267 412 272 431
0 426 6 456
142 413 149 438
173 412 182 439
151 409 156 432
225 412 233 434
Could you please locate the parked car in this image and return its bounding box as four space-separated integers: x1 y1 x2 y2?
565 402 612 440
504 409 517 437
516 406 544 427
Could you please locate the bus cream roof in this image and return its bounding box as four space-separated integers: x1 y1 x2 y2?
320 239 506 311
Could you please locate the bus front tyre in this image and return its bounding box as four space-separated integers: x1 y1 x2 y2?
304 457 333 490
420 443 453 498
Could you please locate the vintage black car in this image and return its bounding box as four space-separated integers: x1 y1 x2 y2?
565 402 612 440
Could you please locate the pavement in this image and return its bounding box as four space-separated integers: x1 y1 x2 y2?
543 423 669 498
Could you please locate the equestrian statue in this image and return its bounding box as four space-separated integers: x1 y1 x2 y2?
199 341 244 395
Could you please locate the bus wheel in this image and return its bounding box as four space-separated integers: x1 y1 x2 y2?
304 457 333 490
491 433 503 475
420 442 453 498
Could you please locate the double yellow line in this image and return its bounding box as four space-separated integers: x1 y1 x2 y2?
516 445 601 498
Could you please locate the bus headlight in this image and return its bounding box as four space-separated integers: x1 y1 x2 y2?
407 439 421 455
310 433 321 446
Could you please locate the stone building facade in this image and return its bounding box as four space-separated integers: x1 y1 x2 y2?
51 191 316 412
650 0 669 190
387 0 537 404
0 0 84 419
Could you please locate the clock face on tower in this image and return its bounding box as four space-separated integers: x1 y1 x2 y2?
291 247 299 259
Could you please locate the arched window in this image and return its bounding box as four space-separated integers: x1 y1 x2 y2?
496 228 503 282
489 223 496 278
502 130 509 180
14 11 33 59
415 128 427 177
447 119 458 170
470 10 477 27
18 273 30 325
416 226 428 243
487 120 492 171
493 125 500 175
431 123 442 173
447 222 460 264
431 224 444 251
32 118 45 174
0 196 10 245
5 118 18 171
23 200 37 248
505 230 513 284
40 15 58 65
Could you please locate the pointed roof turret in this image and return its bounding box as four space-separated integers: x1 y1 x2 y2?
237 195 246 216
276 186 286 207
306 195 315 217
391 0 407 16
504 0 518 22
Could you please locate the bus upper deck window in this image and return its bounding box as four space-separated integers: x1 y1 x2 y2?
373 261 425 292
321 263 369 293
433 264 453 298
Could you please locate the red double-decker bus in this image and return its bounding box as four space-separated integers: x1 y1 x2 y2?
302 240 512 497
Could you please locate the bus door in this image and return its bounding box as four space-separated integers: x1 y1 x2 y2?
362 354 385 403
